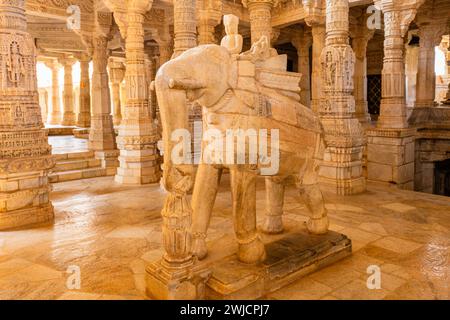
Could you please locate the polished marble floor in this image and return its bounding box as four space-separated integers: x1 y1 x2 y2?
0 175 449 300
48 135 88 154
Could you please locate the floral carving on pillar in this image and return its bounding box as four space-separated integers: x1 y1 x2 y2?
0 0 54 230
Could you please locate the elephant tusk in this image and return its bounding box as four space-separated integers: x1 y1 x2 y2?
168 78 206 90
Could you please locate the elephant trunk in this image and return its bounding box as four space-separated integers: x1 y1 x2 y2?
155 67 194 194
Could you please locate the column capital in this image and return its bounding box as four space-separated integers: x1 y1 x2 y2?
243 0 277 8
302 0 325 27
291 28 312 52
74 52 92 63
58 57 77 68
374 0 425 37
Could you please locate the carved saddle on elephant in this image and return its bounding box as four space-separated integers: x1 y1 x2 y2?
202 42 325 168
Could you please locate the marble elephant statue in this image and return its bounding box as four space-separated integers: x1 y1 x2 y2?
154 43 329 265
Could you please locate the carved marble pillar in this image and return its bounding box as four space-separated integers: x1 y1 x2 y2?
115 2 160 184
159 42 173 65
45 60 61 125
352 31 374 125
444 45 450 104
367 0 423 190
405 34 419 109
173 0 197 57
415 23 445 108
244 0 274 44
88 34 117 152
318 0 365 195
303 0 325 113
60 58 76 126
198 2 222 45
108 58 125 126
38 88 48 124
310 25 326 113
292 30 312 107
0 0 54 230
377 10 409 128
76 54 91 128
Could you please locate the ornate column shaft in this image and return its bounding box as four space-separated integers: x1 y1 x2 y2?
310 25 326 113
0 0 54 230
415 23 444 107
351 26 374 125
108 58 125 126
244 0 274 44
445 45 450 104
405 33 419 108
115 3 160 185
60 58 76 126
76 54 91 128
318 0 365 195
377 9 409 128
292 30 312 107
45 60 61 125
88 34 117 152
173 0 197 57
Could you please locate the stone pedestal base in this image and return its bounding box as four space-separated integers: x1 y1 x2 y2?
0 203 54 231
146 260 212 300
0 167 54 230
205 229 351 299
95 150 119 176
367 128 416 190
115 136 161 185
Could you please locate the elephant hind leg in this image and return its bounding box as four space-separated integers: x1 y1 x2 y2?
296 161 329 234
230 166 266 264
262 177 285 234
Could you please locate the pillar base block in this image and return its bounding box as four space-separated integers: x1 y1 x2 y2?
146 259 211 300
319 176 366 196
94 150 119 175
367 128 416 190
0 203 54 231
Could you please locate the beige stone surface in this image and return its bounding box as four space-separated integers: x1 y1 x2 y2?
0 176 448 299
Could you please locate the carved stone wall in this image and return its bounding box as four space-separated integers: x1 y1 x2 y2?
0 0 54 230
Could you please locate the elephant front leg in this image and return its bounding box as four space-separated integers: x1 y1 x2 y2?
297 161 329 234
230 166 266 264
191 164 222 260
262 177 285 234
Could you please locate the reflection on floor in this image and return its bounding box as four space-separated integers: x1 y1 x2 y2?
0 175 449 300
49 135 88 154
